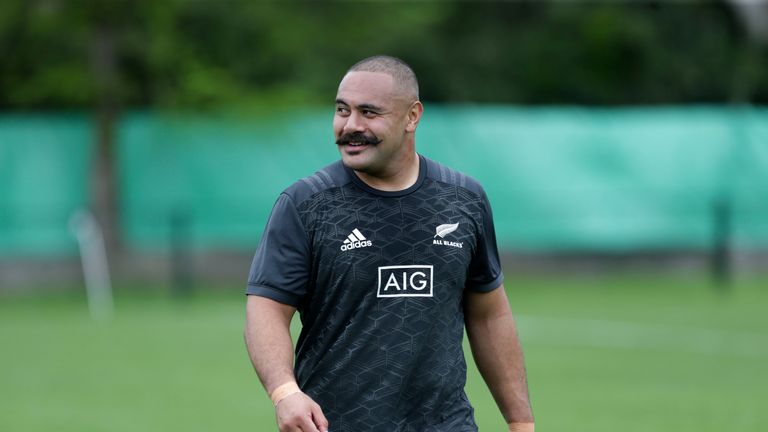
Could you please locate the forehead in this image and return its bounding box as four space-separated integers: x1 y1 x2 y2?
336 71 396 106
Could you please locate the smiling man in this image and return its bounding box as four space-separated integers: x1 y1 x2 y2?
245 56 534 432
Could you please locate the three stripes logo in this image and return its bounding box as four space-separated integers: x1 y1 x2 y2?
340 228 372 251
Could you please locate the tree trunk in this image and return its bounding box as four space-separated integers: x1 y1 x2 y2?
89 22 120 262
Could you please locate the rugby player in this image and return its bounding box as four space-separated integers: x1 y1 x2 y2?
245 55 534 432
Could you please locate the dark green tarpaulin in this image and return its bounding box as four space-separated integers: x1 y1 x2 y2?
1 107 766 256
0 114 92 256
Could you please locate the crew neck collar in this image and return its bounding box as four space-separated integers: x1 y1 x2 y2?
344 154 427 197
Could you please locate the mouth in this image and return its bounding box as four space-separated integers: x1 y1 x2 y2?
340 142 371 155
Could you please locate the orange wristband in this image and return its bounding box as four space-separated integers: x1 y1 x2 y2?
508 422 535 432
270 381 301 406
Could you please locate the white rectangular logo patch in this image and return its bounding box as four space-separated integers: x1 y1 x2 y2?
377 265 434 298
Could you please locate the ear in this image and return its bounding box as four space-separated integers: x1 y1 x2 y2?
405 101 424 133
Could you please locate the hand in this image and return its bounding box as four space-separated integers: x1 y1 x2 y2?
275 391 329 432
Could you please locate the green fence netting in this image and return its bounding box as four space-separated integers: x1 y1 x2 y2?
118 107 768 252
117 111 337 251
418 106 768 251
0 114 93 257
1 107 766 256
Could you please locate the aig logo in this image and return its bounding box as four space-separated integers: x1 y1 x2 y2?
377 265 434 298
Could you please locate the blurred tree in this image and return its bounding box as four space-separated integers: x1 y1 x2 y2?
1 0 766 109
4 0 765 253
0 0 765 260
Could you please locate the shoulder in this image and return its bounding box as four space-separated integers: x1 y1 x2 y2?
422 155 486 198
281 160 351 206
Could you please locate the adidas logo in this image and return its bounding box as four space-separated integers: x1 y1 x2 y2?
340 228 373 251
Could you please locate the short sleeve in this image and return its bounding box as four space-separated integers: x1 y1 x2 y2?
466 191 504 292
246 193 311 306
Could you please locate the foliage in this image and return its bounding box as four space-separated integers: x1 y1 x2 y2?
1 0 766 109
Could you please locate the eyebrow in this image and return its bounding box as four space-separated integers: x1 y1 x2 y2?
335 99 384 112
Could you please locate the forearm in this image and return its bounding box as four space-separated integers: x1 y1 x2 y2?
244 295 297 394
466 307 533 424
245 296 329 431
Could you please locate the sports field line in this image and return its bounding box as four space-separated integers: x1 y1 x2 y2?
516 315 768 359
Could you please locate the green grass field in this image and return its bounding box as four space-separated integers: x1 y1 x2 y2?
1 272 766 431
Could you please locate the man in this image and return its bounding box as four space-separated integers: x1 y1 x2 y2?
245 55 534 432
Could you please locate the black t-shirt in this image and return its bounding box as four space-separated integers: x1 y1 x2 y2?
247 154 503 432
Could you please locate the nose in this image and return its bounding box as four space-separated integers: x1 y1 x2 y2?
343 111 366 133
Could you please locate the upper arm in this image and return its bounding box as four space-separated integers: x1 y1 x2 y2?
466 190 504 293
464 284 511 322
246 295 297 328
246 193 311 307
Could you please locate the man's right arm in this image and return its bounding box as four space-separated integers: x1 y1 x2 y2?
244 295 328 432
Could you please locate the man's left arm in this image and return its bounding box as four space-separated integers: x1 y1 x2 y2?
465 284 534 432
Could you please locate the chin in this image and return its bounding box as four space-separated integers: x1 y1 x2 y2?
340 152 373 172
340 157 367 172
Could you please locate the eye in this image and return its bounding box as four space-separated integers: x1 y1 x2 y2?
336 106 350 116
362 110 377 118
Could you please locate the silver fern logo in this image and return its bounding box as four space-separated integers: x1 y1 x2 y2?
434 223 459 238
433 223 463 248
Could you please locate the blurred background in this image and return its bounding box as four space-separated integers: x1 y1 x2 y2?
1 1 767 431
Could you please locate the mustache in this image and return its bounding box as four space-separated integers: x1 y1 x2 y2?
336 132 382 146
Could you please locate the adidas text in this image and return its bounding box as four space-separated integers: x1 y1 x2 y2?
341 239 372 251
341 228 372 251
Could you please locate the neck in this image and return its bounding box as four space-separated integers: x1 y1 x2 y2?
354 151 420 192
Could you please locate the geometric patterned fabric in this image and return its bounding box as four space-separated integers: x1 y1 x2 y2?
247 155 503 431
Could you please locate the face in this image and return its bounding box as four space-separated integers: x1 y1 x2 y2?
334 71 420 176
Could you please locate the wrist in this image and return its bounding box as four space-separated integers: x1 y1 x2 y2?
508 422 534 432
270 381 301 406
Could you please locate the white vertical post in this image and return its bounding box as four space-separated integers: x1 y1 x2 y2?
70 209 114 321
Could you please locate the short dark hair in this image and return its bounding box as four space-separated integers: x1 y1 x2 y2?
347 55 419 101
